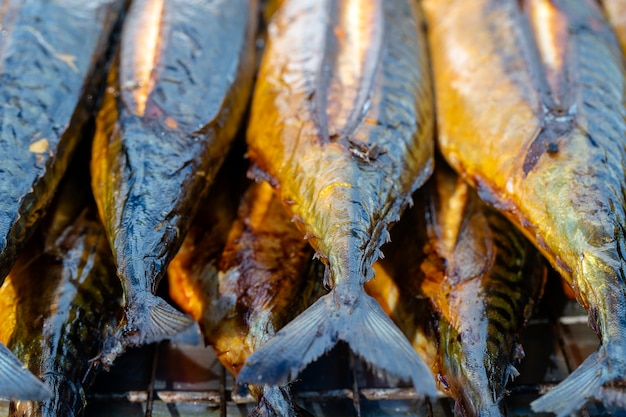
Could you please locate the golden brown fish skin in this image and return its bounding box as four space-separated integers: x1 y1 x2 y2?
169 179 319 417
427 169 546 417
0 0 124 283
239 0 436 394
368 165 546 417
247 0 433 275
91 0 257 358
423 0 626 414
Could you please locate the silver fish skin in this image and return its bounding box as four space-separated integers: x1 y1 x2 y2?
0 0 124 402
0 0 124 283
91 0 258 365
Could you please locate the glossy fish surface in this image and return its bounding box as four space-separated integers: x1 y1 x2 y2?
0 0 124 283
424 166 545 417
368 164 545 417
91 0 257 361
0 154 122 416
238 0 436 397
169 173 318 417
423 0 626 414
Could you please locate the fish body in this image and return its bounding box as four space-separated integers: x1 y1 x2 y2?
424 167 546 417
91 0 257 360
368 164 545 417
0 155 122 416
423 0 626 414
603 0 626 54
238 0 436 396
169 176 318 417
0 0 123 402
0 0 124 283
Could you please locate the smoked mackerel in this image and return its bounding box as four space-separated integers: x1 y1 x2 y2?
422 0 626 414
238 0 436 396
91 0 257 363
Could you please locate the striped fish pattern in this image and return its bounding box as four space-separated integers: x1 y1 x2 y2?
422 0 626 414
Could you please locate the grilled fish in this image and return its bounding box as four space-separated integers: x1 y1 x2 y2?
91 0 257 362
0 0 123 401
422 0 626 414
237 0 436 396
0 0 124 282
169 176 319 417
0 150 122 417
368 164 545 417
428 165 545 416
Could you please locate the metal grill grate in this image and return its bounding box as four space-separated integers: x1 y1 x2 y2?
0 278 622 416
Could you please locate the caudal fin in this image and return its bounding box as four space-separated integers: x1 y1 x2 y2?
96 294 198 368
133 295 198 345
531 345 626 416
237 290 437 398
0 344 51 401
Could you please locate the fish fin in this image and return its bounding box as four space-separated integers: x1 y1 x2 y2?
126 294 197 346
95 294 197 368
237 293 334 385
531 345 626 416
0 344 51 401
507 364 520 381
237 290 437 398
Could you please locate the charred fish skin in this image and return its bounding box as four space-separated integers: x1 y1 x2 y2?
0 0 125 283
423 0 626 414
91 0 258 357
169 176 319 417
238 0 436 396
0 160 122 417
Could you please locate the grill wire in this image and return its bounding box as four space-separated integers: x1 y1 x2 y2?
0 277 622 416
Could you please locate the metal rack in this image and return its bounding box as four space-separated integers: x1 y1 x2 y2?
1 278 624 417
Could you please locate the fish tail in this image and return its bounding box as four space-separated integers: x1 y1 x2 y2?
95 294 198 368
237 289 437 399
0 344 51 401
531 344 626 416
126 293 197 346
247 386 313 417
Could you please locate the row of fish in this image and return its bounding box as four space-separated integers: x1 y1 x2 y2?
1 0 626 416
